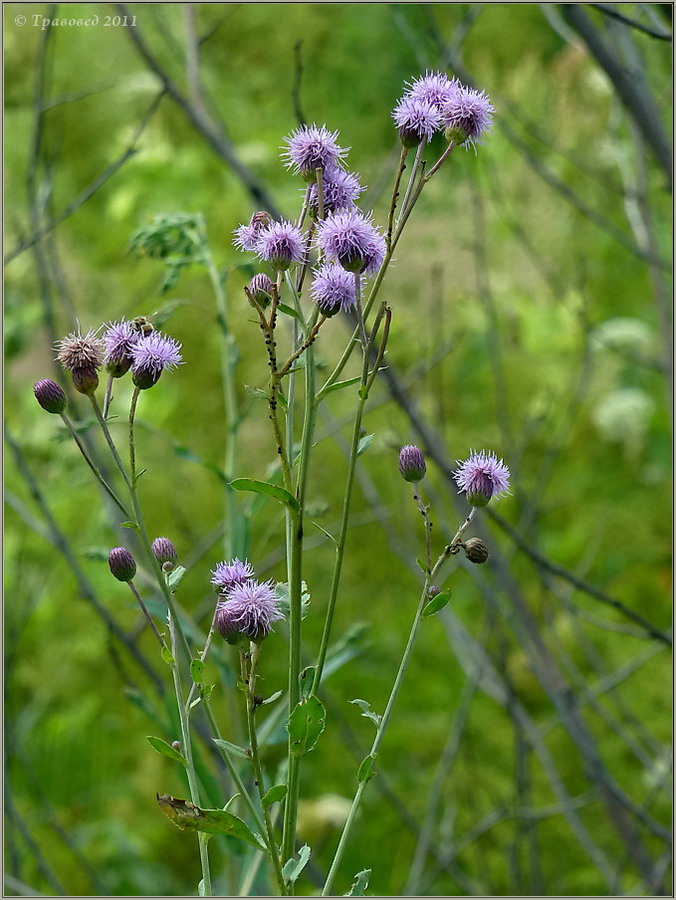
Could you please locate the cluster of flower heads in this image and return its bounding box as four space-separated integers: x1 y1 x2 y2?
398 444 510 507
211 557 284 644
392 70 494 148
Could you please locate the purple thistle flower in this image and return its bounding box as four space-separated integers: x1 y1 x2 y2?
108 547 137 582
316 209 386 275
441 86 494 146
405 71 460 111
152 537 177 567
103 319 139 377
211 558 255 593
399 445 426 483
247 273 275 309
33 379 67 414
392 95 441 147
55 329 104 373
215 579 284 643
307 167 364 216
255 220 305 271
233 210 273 252
310 263 359 317
130 332 183 390
282 124 348 180
453 450 510 507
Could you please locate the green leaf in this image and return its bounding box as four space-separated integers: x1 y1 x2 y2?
344 869 371 896
120 521 139 530
299 666 316 699
422 589 452 618
275 581 311 620
161 647 175 666
349 698 381 728
198 879 205 897
166 565 187 591
357 754 377 784
146 736 187 766
357 433 374 457
277 302 302 320
230 477 299 512
156 794 266 850
313 521 338 547
261 783 287 809
358 386 369 400
213 739 250 761
323 374 362 395
282 844 311 884
416 557 429 574
244 384 269 402
190 659 205 685
288 696 326 756
260 690 283 706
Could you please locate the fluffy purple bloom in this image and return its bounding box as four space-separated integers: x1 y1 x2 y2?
108 547 137 583
33 379 67 414
441 86 494 146
211 558 255 593
399 445 426 483
152 537 177 566
405 71 460 111
131 332 183 390
104 319 139 377
310 263 359 317
215 579 284 643
308 167 364 216
316 209 386 275
282 124 348 179
233 210 273 252
392 95 441 147
55 329 104 373
453 450 510 506
255 220 305 271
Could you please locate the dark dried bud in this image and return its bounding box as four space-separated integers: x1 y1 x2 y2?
33 379 67 414
108 547 137 582
253 694 264 709
463 537 489 565
152 537 177 567
71 366 99 395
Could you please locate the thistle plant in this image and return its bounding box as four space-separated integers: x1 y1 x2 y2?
33 70 508 896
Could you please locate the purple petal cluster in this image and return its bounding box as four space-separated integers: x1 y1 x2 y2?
453 450 510 506
308 167 364 216
233 211 273 252
152 537 177 566
282 124 348 178
316 210 386 275
104 319 139 377
405 71 460 110
108 547 137 583
34 379 67 415
255 220 305 271
440 87 494 146
310 263 359 316
211 558 255 593
392 95 441 147
131 332 183 390
399 445 426 483
55 329 104 373
215 579 284 643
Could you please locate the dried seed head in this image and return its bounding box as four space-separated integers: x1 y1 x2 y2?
463 537 489 565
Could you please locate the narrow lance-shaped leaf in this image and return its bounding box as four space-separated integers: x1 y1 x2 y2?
156 794 266 850
422 589 452 618
146 736 187 766
230 477 299 512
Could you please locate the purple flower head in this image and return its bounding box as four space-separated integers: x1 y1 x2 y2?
255 220 305 271
310 263 359 317
152 537 177 567
215 579 284 643
441 86 494 146
399 445 426 483
131 332 183 390
247 273 275 309
316 209 386 275
108 547 137 583
392 95 441 147
103 319 139 377
211 558 255 593
282 124 348 180
405 71 460 111
233 210 273 252
34 379 67 414
308 167 364 216
453 450 510 507
55 329 104 373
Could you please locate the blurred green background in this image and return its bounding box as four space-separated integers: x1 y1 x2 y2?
5 3 672 896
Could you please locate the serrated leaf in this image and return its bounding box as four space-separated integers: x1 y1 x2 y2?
357 754 377 783
213 739 250 760
161 646 175 666
275 581 311 620
422 589 452 618
356 433 374 457
323 374 362 395
166 565 187 590
261 690 283 706
261 784 287 809
349 698 381 728
190 659 205 685
344 869 371 896
146 736 187 766
156 794 266 849
230 478 299 512
288 696 326 756
282 844 311 884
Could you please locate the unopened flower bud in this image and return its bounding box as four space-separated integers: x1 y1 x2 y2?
33 379 67 414
398 445 426 483
171 740 181 751
463 537 489 565
71 366 99 395
247 273 274 309
152 537 177 567
428 586 441 598
108 547 137 582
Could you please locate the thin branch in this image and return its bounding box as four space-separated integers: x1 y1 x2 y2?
589 3 672 41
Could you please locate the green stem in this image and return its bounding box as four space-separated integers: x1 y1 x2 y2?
102 374 114 419
89 393 133 491
128 387 140 484
128 580 167 649
169 612 212 897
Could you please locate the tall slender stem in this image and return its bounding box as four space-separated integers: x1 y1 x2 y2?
128 580 167 649
128 387 141 483
102 374 114 419
89 393 132 491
